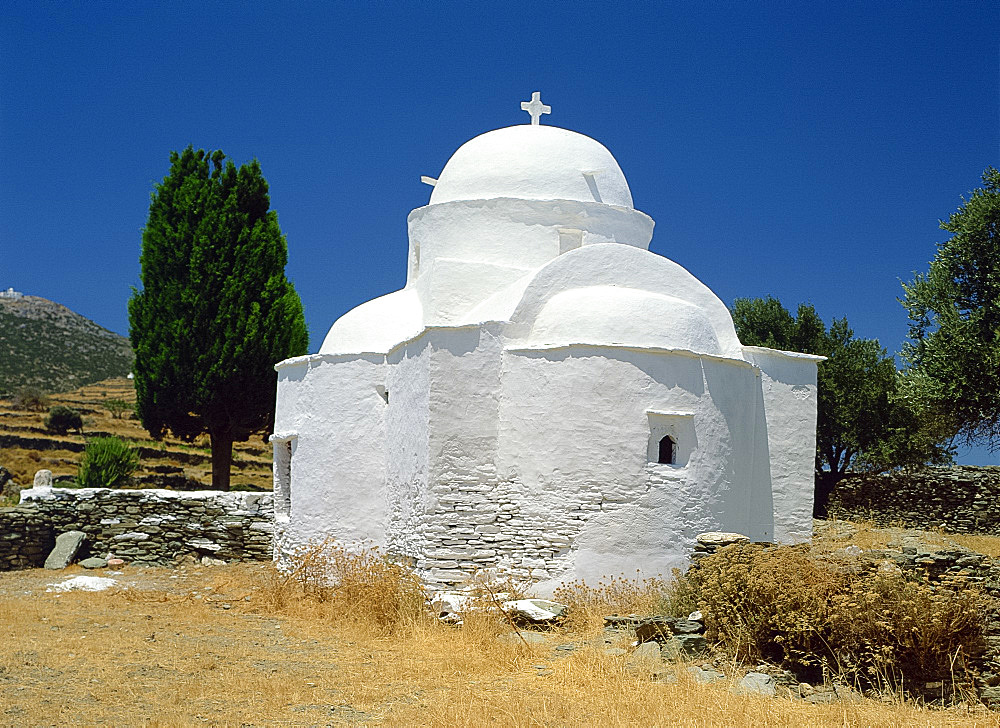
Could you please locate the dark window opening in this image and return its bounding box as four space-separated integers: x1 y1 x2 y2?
658 435 676 465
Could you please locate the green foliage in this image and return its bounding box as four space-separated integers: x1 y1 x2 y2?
129 147 309 490
44 405 83 434
675 543 985 689
902 167 1000 451
77 436 140 488
731 297 952 502
730 296 827 353
12 387 50 412
103 398 131 419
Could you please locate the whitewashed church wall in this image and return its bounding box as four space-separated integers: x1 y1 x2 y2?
742 347 819 543
383 336 433 561
273 356 388 554
405 198 654 282
411 325 506 584
415 258 529 326
492 346 763 592
699 356 773 540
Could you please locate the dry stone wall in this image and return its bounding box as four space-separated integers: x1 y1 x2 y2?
829 466 1000 533
0 486 273 570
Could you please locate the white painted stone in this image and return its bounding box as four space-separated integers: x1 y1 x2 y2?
46 575 118 592
32 470 53 489
273 98 821 593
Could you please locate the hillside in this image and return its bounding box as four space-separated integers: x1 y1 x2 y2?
0 377 272 493
0 294 133 396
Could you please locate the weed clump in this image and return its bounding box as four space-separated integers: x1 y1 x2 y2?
77 436 139 488
676 542 986 690
270 539 429 635
554 573 672 632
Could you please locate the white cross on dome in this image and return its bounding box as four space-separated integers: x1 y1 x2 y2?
520 91 551 125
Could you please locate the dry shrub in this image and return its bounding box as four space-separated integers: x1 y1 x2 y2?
449 569 534 643
827 573 985 689
269 539 429 634
12 387 49 411
678 544 841 674
677 543 987 690
554 572 672 631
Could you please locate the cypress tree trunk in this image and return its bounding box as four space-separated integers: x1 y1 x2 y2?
210 431 233 491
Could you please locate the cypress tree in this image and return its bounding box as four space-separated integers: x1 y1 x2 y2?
129 147 308 490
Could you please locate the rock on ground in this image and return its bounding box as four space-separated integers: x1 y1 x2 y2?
734 671 777 696
44 530 86 569
502 599 567 625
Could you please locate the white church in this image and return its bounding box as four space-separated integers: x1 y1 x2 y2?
272 94 821 591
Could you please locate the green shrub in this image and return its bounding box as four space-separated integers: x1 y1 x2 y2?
13 387 49 412
77 436 139 488
673 543 986 689
44 405 83 434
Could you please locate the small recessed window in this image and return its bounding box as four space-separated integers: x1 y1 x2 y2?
658 435 676 465
647 410 695 467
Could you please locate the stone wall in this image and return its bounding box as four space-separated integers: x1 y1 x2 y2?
0 486 274 570
828 466 1000 533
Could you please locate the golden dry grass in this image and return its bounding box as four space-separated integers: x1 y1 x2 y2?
2 562 997 727
814 518 1000 558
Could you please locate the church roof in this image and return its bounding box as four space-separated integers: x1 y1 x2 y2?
428 125 634 209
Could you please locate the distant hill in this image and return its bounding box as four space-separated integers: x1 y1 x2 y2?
0 294 133 395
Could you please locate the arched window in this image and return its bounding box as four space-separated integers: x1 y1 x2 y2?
658 435 676 465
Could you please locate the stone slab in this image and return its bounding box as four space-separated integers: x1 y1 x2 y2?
44 530 86 569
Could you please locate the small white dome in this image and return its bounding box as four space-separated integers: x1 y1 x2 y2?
429 125 634 209
320 288 422 355
528 285 722 355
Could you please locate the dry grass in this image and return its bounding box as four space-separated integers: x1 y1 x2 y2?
2 561 997 726
553 572 673 633
814 518 1000 558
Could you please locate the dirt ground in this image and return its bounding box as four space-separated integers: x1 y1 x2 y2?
2 556 999 727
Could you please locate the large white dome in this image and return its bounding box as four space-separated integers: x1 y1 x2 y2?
429 125 634 208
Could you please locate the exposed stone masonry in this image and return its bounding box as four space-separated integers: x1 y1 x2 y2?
0 486 273 570
397 458 686 589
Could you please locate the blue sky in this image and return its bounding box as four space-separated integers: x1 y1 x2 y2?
2 2 998 461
